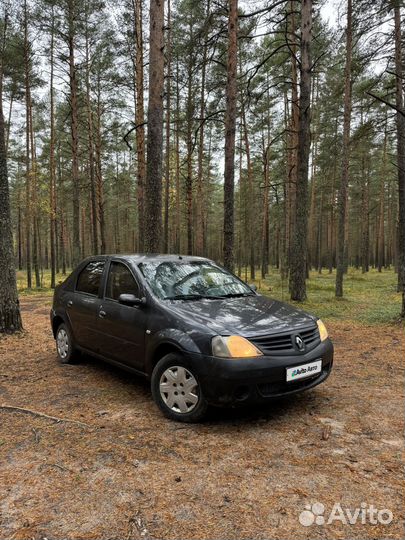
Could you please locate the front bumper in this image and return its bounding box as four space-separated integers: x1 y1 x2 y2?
188 338 334 406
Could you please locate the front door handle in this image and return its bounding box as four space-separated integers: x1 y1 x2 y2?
99 310 106 318
67 300 73 308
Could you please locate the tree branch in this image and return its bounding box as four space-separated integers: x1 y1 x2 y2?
366 91 405 117
123 122 147 150
0 405 91 428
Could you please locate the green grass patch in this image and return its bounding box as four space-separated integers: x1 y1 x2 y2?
17 269 71 297
247 267 402 325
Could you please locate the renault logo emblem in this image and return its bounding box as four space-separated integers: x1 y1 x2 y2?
295 335 305 351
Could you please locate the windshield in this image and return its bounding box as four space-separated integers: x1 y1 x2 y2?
138 261 254 300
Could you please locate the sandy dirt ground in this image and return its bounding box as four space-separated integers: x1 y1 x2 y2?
0 296 404 539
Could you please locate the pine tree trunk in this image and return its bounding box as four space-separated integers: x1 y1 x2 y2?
281 89 290 280
223 0 238 271
195 0 210 256
5 91 13 155
317 191 323 273
49 6 57 288
0 11 23 333
204 128 212 254
175 60 181 253
241 99 255 278
377 123 387 272
261 136 270 278
387 176 393 268
81 205 86 257
57 147 66 275
60 209 66 275
287 0 299 276
145 0 164 253
289 0 312 301
95 78 106 253
84 7 98 256
27 53 40 290
17 189 22 270
185 34 193 256
68 0 81 266
335 0 352 297
308 76 319 269
361 157 370 273
237 125 243 275
134 0 146 251
23 0 32 289
394 2 405 316
163 0 171 253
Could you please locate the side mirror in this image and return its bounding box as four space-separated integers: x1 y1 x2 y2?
249 284 258 292
118 293 146 307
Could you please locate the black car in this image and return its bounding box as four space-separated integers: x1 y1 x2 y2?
50 254 333 422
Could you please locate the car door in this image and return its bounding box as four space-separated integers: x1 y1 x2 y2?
96 260 146 370
67 260 106 350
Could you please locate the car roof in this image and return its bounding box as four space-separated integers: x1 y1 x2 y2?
82 254 213 264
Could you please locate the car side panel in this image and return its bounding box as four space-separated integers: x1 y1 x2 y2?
56 258 108 351
95 298 146 370
67 293 102 349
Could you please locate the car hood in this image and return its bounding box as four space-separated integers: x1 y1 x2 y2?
165 294 316 336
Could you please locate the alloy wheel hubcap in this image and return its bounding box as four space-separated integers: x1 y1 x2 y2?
57 328 69 359
159 366 199 414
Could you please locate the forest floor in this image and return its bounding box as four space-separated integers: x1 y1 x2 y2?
0 269 404 539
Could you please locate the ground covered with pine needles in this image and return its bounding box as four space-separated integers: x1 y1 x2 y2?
0 270 404 539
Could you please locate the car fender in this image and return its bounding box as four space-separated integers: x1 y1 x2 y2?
50 307 72 338
145 328 203 375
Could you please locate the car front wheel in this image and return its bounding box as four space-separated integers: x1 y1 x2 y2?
151 353 208 422
55 322 78 364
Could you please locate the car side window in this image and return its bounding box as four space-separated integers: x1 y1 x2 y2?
76 261 105 296
105 262 140 301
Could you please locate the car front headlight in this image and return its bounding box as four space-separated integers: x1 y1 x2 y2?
317 319 328 341
212 335 263 358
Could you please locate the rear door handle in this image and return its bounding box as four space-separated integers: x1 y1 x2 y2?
99 310 106 318
67 300 73 308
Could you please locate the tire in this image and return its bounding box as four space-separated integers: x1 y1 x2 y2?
55 322 79 364
151 353 208 422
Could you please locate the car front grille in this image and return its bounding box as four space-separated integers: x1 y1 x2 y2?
250 325 320 355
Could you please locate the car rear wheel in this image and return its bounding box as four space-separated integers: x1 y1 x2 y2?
151 353 208 422
55 323 78 364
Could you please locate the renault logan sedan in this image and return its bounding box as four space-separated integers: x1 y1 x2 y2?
50 254 333 422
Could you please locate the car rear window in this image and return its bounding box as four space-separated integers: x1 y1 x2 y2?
76 261 105 296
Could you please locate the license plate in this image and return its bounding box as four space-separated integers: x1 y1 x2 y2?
286 359 322 382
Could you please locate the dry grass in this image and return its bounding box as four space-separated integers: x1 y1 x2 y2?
0 296 404 539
